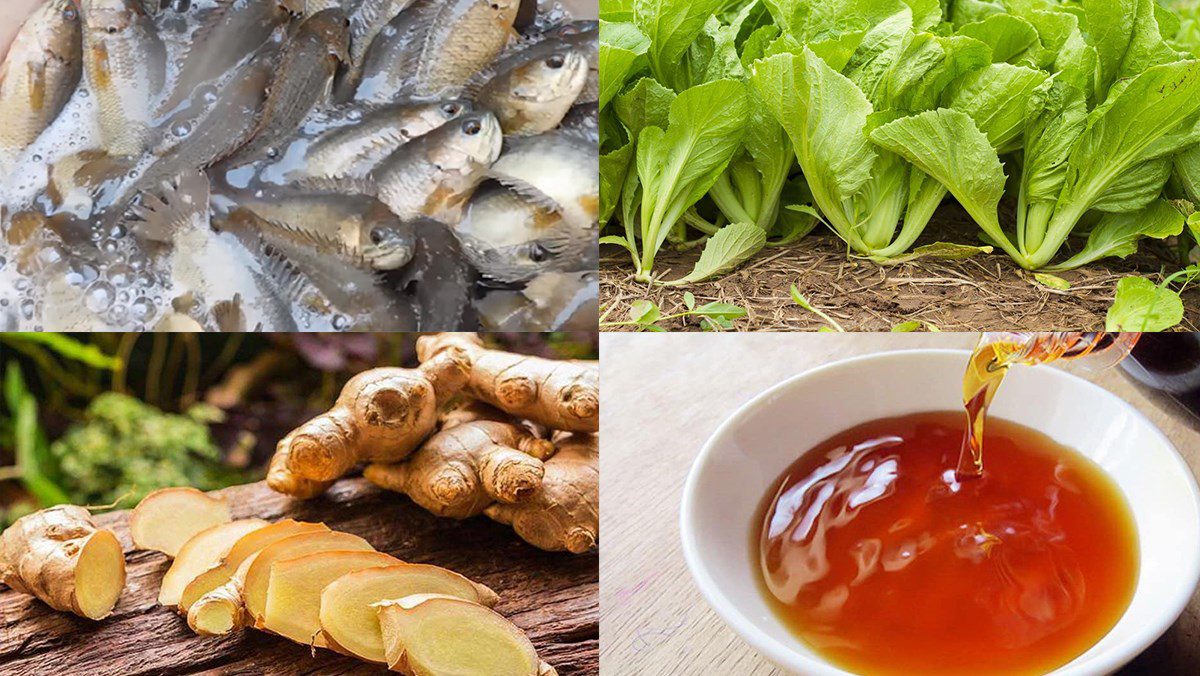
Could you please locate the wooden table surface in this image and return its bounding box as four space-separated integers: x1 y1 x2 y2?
599 333 1200 675
0 478 598 675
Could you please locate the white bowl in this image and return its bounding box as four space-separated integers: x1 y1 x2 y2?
680 349 1200 676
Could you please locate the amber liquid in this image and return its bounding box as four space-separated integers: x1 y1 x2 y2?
757 412 1138 676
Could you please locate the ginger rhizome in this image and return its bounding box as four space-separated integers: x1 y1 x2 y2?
416 333 599 433
267 351 469 497
364 420 555 518
376 594 556 676
130 487 232 557
0 505 127 619
486 434 599 554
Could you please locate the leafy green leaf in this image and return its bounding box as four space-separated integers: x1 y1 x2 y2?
868 242 994 264
944 63 1048 149
628 299 660 324
0 333 120 371
1105 276 1185 330
668 222 767 285
614 77 676 139
790 284 845 331
600 141 636 224
692 301 747 318
891 320 921 331
957 14 1041 64
599 21 651 110
1033 272 1072 290
683 291 696 310
1047 199 1184 270
635 0 726 89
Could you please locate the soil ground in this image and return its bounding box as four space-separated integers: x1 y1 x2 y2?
600 205 1200 332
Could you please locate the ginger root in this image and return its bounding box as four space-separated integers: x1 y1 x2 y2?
376 595 556 676
485 434 599 554
364 420 555 519
267 351 469 497
130 487 232 557
417 333 598 433
320 563 499 663
0 505 127 619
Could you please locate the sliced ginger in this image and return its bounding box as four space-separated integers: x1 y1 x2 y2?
417 333 598 433
263 550 400 646
376 595 555 676
364 420 555 519
267 351 470 498
159 518 267 606
320 563 500 663
130 487 232 557
0 505 127 619
188 554 256 636
485 433 599 554
178 519 329 613
242 530 375 625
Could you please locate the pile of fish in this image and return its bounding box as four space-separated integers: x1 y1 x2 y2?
0 0 598 331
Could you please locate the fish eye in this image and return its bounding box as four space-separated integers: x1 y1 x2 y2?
462 118 482 135
441 102 461 116
63 8 77 21
528 243 550 262
106 26 118 34
370 228 387 245
546 55 565 69
490 2 501 9
344 18 351 27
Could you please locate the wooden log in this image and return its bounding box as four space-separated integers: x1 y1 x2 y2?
0 478 598 675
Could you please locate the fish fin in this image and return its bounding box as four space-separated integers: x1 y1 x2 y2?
487 175 564 213
74 153 135 195
290 174 376 196
126 170 212 243
244 209 375 270
211 293 247 331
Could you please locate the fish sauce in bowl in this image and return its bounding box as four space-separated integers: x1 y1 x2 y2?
756 343 1139 675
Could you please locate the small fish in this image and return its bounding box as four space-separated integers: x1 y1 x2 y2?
396 217 476 329
225 8 350 164
488 129 597 229
129 169 298 330
355 0 520 103
560 102 598 143
227 185 416 270
373 110 501 223
452 183 592 282
342 0 413 88
103 39 280 230
157 0 300 113
296 99 470 180
220 207 416 329
547 20 597 104
81 0 167 156
0 0 82 172
473 37 587 135
475 270 598 331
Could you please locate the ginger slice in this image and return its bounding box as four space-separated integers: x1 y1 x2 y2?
187 554 256 636
266 352 470 497
320 563 500 663
376 595 555 676
130 487 232 557
416 333 598 433
0 505 127 619
178 519 329 612
242 530 375 625
158 519 267 606
263 550 400 646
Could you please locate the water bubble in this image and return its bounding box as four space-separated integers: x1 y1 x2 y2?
37 245 64 266
15 279 31 292
346 109 363 122
131 297 154 322
172 122 192 138
118 290 132 303
101 239 119 253
31 154 42 163
19 299 35 320
137 271 156 287
266 147 279 159
109 222 127 239
108 264 134 287
85 282 115 313
109 303 130 323
332 314 349 330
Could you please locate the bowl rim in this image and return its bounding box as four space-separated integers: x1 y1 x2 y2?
679 348 1200 676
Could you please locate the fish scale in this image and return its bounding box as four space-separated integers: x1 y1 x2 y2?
82 0 166 156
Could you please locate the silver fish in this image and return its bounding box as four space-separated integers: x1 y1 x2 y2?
354 0 520 103
342 0 412 87
157 0 300 113
560 102 598 143
225 8 350 164
453 183 592 282
487 129 597 229
473 37 587 136
475 270 597 331
228 185 416 270
129 169 299 330
397 217 476 329
373 110 501 223
220 207 416 329
0 0 82 172
547 20 596 104
82 0 167 156
296 99 470 180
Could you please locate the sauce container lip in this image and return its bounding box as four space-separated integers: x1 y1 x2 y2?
679 348 1200 676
